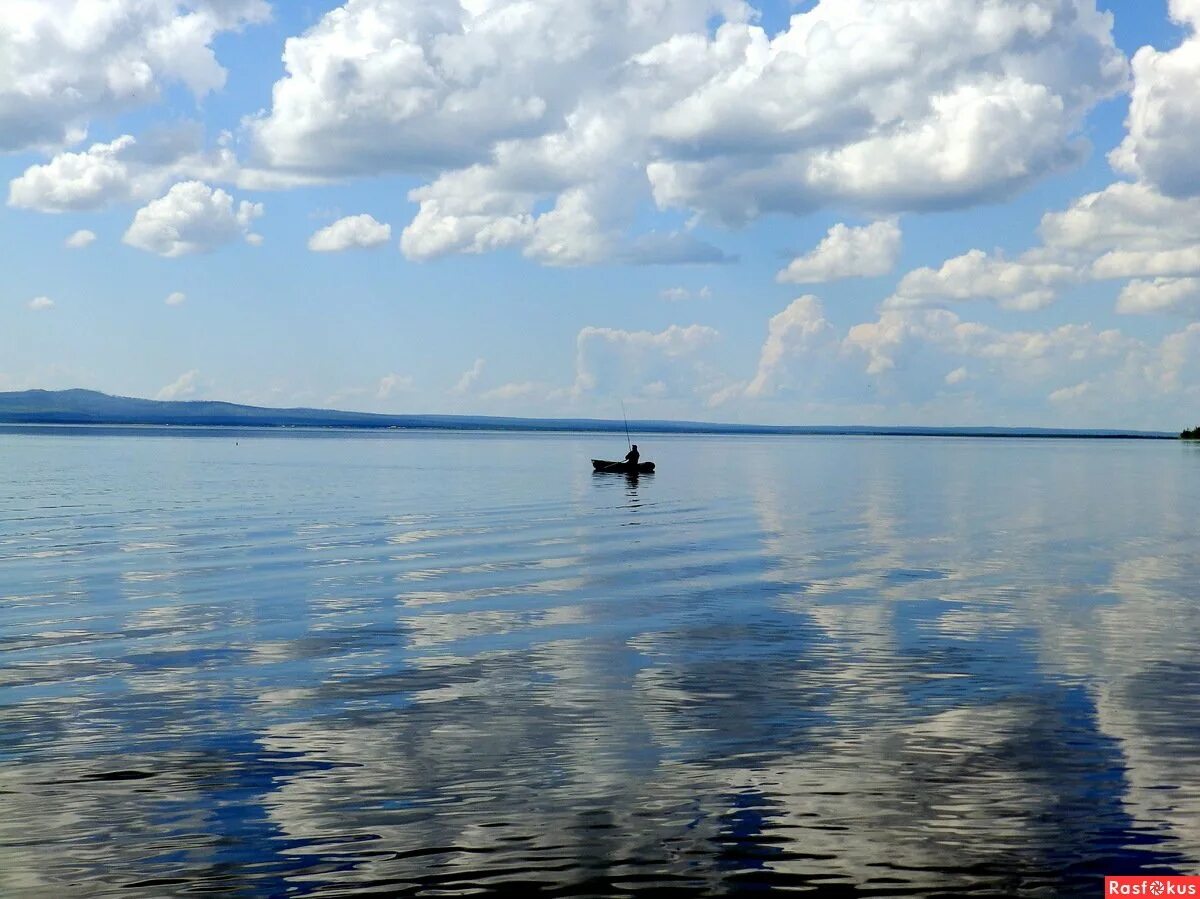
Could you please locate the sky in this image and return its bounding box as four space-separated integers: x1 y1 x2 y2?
2 0 1200 429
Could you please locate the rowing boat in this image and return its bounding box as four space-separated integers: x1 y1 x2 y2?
592 459 655 473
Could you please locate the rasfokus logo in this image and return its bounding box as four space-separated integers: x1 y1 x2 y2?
1106 877 1200 896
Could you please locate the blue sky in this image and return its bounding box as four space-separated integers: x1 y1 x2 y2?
3 0 1200 428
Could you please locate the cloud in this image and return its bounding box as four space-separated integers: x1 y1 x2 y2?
894 169 1200 317
1152 322 1200 394
27 296 54 311
308 214 392 252
711 300 1200 426
1093 245 1200 281
402 178 736 268
945 367 970 386
9 136 139 211
886 249 1078 311
1042 181 1200 255
1116 278 1200 315
156 369 199 400
644 1 1125 222
64 229 96 249
660 286 712 301
842 308 1141 409
377 373 414 399
123 181 263 257
0 1 269 153
1035 181 1200 280
8 127 318 214
745 296 837 398
708 296 1200 425
521 186 621 267
572 323 721 400
1048 381 1092 403
1109 2 1200 198
893 168 1200 320
778 220 901 284
165 291 187 306
252 0 1125 265
452 358 486 395
249 0 728 175
398 165 538 261
454 294 1200 424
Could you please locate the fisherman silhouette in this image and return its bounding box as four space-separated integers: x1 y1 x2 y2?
624 444 640 467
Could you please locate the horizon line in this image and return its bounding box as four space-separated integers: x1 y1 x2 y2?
0 387 1182 439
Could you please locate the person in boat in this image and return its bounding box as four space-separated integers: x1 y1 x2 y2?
624 444 640 467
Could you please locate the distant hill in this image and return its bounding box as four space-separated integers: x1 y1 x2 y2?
0 389 1178 439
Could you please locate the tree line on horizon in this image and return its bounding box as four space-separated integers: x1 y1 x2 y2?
1183 426 1200 440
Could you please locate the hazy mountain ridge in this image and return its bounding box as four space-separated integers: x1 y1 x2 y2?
0 389 1176 438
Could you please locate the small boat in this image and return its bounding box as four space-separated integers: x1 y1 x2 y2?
592 459 655 473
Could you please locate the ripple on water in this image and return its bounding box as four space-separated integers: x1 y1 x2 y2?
0 432 1198 897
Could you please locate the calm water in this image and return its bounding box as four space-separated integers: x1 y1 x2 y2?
2 429 1199 897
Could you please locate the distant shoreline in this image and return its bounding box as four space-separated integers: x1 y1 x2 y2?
0 421 1177 441
0 389 1178 440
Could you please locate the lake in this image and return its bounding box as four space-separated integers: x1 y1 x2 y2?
2 428 1198 897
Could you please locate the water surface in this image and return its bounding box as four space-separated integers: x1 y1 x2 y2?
2 429 1199 896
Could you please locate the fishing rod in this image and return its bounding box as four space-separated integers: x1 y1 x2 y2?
621 400 632 452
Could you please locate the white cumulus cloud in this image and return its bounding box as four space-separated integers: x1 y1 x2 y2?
452 358 486 395
309 214 392 252
1116 278 1200 315
64 229 96 249
250 0 730 175
1037 181 1200 280
250 0 1125 266
9 136 139 211
1110 1 1200 198
165 291 187 306
156 369 200 401
1049 381 1093 403
778 220 901 284
945 367 971 386
9 126 318 214
887 249 1078 311
377 373 414 399
745 296 836 398
845 308 1133 382
644 0 1125 222
660 286 713 301
123 181 263 257
27 296 54 311
0 0 269 153
705 298 1196 425
573 323 721 400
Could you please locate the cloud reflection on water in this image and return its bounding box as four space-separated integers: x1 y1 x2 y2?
0 432 1197 896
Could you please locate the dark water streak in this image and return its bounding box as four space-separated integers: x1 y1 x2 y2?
2 431 1200 897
